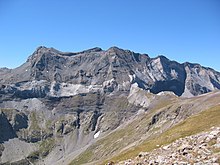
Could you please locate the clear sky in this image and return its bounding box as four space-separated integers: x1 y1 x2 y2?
0 0 220 71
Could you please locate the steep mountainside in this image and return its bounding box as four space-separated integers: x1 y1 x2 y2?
0 46 220 165
0 46 220 98
71 91 220 165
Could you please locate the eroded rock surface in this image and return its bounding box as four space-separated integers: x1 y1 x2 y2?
0 46 219 99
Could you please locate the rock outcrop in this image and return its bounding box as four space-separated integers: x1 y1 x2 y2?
117 127 220 165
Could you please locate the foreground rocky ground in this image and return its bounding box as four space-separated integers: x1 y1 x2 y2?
116 127 220 165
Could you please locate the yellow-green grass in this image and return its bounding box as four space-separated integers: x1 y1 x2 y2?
28 137 55 161
29 111 40 130
212 147 220 154
105 105 220 164
69 148 94 165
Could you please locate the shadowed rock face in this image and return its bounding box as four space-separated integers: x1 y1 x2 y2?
0 109 28 143
150 79 185 96
0 112 17 143
148 56 187 96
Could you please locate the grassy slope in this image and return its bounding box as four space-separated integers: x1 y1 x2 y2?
106 105 220 164
69 92 220 165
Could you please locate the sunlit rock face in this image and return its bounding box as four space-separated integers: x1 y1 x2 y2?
1 46 219 98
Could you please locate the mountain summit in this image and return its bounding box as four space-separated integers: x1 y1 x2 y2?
0 47 220 165
0 46 220 98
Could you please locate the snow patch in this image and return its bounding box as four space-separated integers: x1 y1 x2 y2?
129 74 136 83
129 75 133 82
94 131 100 139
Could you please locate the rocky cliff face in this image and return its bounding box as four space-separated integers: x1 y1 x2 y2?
0 46 219 99
0 46 220 164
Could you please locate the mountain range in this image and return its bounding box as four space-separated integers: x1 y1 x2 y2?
0 46 220 165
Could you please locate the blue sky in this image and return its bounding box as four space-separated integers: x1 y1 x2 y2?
0 0 220 71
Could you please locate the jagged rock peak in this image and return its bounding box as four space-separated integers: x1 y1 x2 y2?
31 46 103 57
156 55 169 60
29 46 62 60
183 62 207 70
107 46 131 54
106 46 149 59
107 46 123 51
35 45 48 51
32 46 146 58
34 46 60 54
153 55 180 65
73 47 103 55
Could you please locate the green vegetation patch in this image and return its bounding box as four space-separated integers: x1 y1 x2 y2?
29 111 40 130
69 149 94 165
28 137 55 162
108 105 220 163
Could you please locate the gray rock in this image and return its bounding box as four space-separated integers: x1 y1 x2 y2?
0 46 219 99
